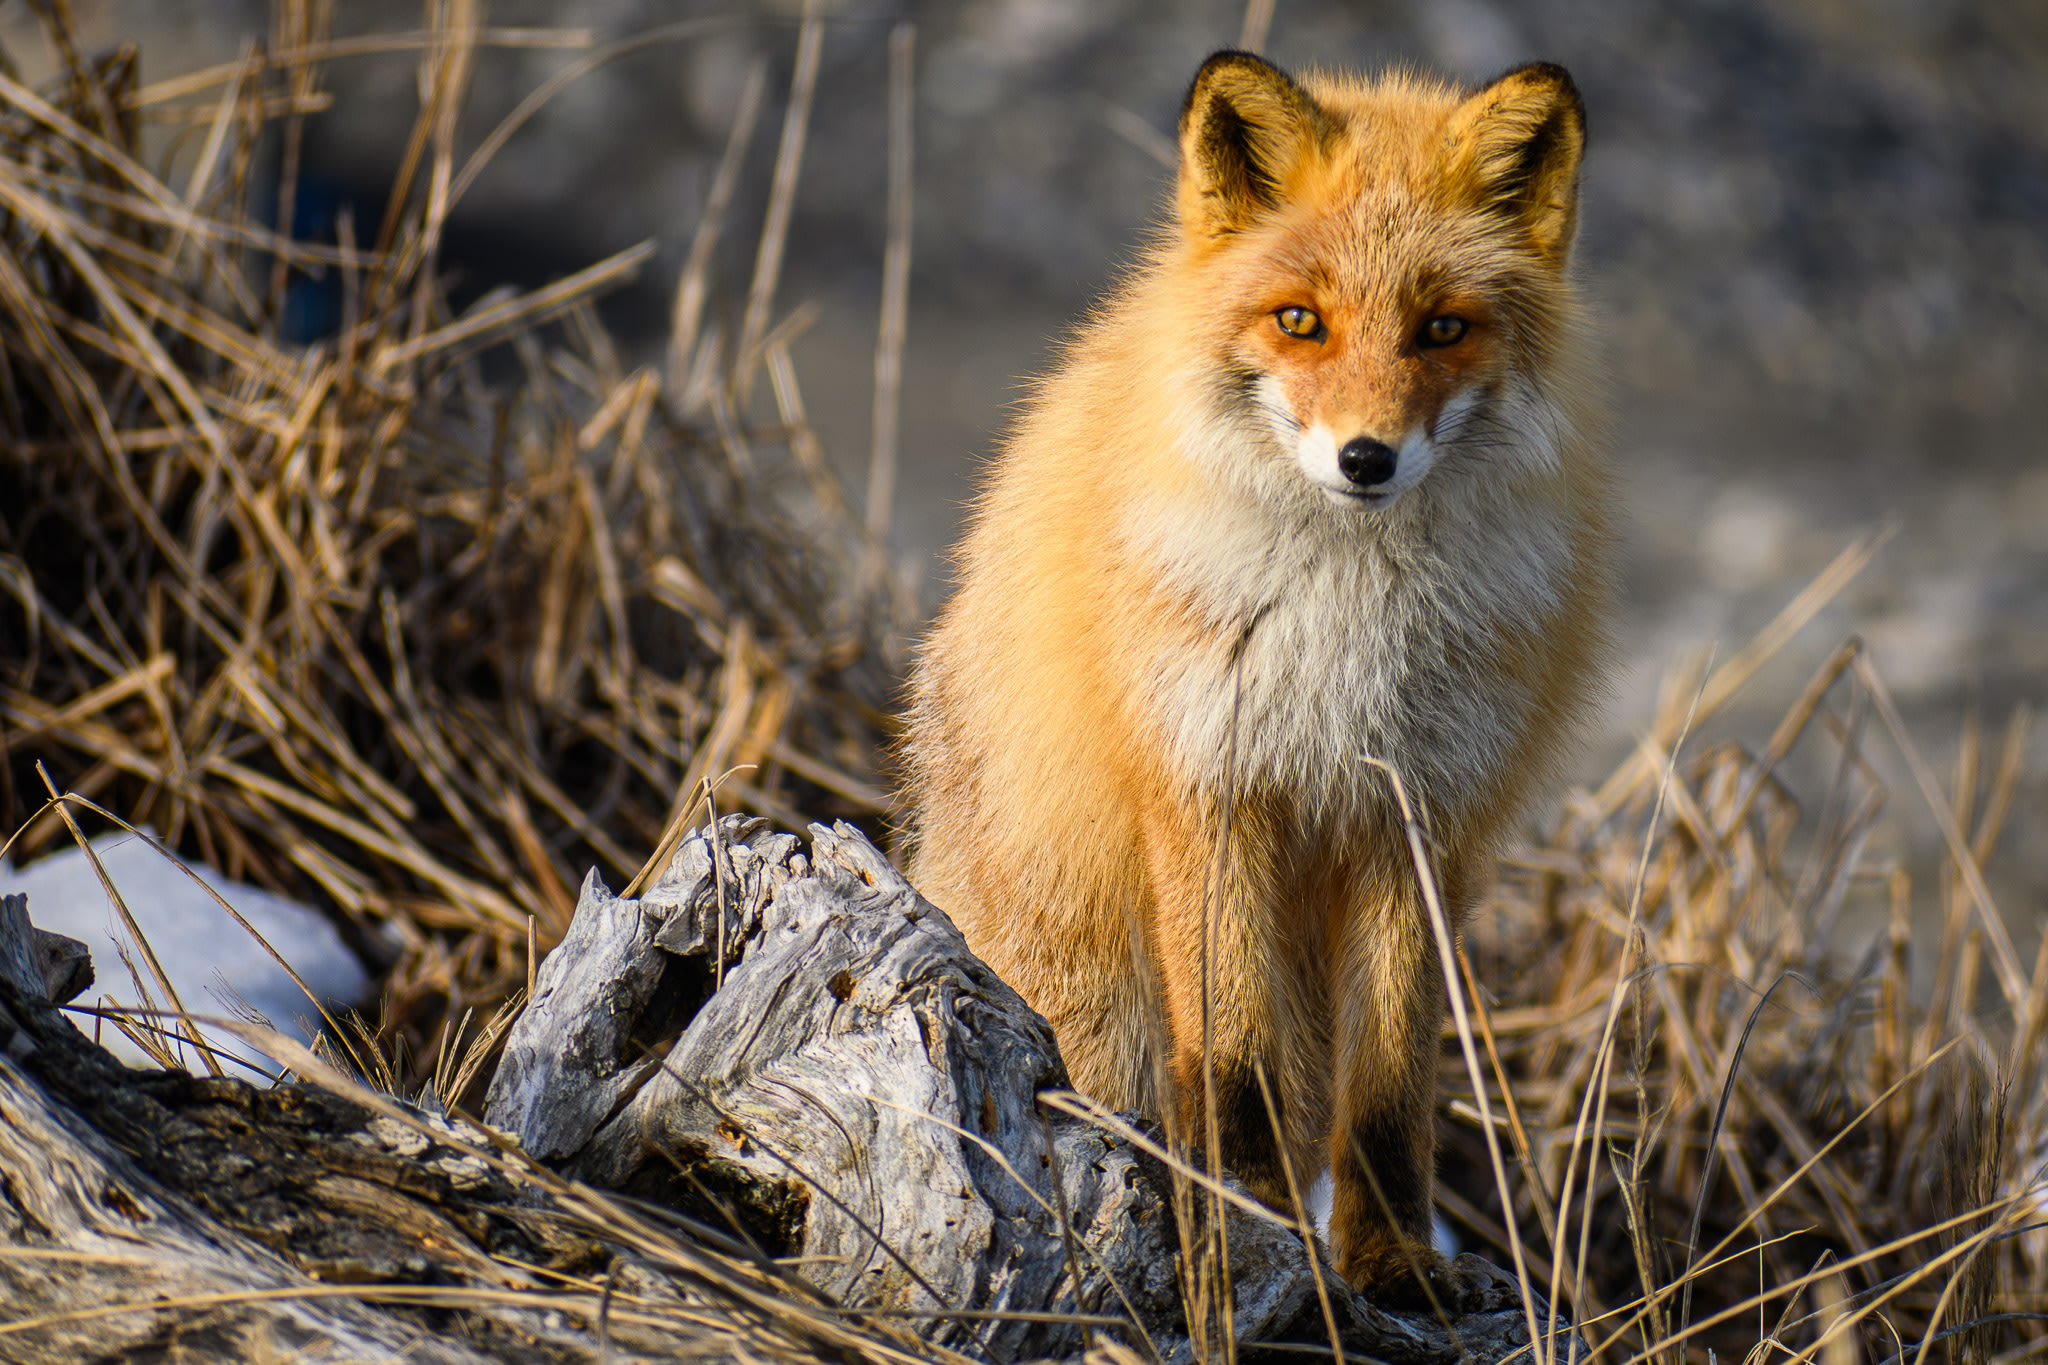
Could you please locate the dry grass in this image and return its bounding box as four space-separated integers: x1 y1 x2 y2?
0 1 904 1089
1443 574 2048 1365
1 6 2042 1365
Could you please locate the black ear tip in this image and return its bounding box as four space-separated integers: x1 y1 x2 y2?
1494 59 1576 88
1490 60 1583 111
1181 48 1295 120
1194 48 1287 80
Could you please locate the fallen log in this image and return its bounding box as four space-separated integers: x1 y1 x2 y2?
0 824 1575 1364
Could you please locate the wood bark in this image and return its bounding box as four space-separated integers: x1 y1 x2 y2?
0 825 1577 1364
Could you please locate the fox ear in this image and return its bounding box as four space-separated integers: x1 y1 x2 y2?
1178 51 1333 239
1444 62 1585 266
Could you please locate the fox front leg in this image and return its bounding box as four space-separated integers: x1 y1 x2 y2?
1325 879 1456 1308
1135 792 1310 1211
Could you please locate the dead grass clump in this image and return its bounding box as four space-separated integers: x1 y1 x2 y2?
0 4 902 1091
1444 563 2047 1364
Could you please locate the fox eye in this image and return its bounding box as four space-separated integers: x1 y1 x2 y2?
1275 306 1323 339
1419 315 1469 348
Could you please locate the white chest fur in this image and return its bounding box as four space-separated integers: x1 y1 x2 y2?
1123 463 1573 822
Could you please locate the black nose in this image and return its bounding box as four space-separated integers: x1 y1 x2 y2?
1337 437 1398 488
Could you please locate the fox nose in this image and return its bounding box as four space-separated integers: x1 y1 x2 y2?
1337 437 1398 488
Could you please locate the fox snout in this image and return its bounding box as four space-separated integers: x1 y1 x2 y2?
1287 417 1436 509
1337 437 1397 489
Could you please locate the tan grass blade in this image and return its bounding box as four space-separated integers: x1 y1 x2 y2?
671 60 768 394
734 1 825 402
862 22 917 594
1851 653 2026 1010
33 766 218 1075
370 239 656 376
130 28 597 109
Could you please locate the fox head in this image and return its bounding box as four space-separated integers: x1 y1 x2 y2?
1171 52 1587 511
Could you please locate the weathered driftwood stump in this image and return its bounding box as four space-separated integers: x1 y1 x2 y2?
0 825 1575 1364
483 817 1568 1363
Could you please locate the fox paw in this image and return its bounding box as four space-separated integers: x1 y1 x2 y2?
1339 1239 1456 1312
1339 1240 1512 1315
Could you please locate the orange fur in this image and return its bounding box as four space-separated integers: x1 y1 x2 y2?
901 52 1613 1304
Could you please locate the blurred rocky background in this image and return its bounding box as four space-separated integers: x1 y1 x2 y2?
6 0 2044 961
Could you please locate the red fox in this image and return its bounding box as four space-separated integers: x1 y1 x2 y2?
902 51 1613 1304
